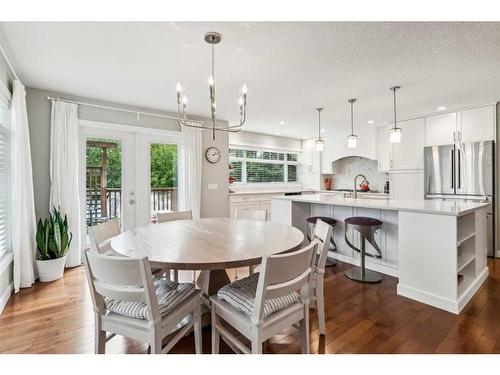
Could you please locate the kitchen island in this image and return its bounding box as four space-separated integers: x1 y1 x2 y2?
271 194 490 314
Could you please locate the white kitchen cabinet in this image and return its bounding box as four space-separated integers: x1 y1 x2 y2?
320 137 334 174
425 105 496 146
390 170 424 201
425 112 456 146
458 106 495 143
391 118 425 170
376 126 392 172
376 119 424 172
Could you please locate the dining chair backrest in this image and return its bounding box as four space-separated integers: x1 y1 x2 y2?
234 208 267 221
157 210 193 223
83 249 159 321
253 241 317 322
88 219 121 254
312 219 334 272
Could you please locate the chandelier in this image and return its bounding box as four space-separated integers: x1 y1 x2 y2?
176 32 248 140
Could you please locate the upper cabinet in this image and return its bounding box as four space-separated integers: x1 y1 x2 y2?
424 112 456 146
458 106 496 143
392 118 425 170
376 126 392 172
376 118 425 172
425 105 496 146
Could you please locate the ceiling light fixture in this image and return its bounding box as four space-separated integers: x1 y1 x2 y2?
437 106 447 111
368 120 375 124
347 98 357 148
279 121 285 125
176 32 247 140
315 108 325 152
389 85 402 143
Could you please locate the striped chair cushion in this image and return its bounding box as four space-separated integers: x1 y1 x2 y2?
217 273 300 318
105 279 196 320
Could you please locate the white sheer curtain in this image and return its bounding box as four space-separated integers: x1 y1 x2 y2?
10 80 36 292
181 126 202 219
49 100 81 267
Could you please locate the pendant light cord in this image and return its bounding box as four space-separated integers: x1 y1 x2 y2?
350 100 354 134
393 87 397 130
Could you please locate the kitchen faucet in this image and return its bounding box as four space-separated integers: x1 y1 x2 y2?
353 174 368 198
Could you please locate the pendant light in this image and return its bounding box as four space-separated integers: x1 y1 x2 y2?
347 98 357 148
315 108 325 152
389 85 402 143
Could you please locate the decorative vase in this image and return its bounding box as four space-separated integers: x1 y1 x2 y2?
35 256 67 282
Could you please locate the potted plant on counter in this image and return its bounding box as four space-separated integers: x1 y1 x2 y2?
35 207 73 282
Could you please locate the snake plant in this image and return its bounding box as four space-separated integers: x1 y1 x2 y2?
36 207 73 260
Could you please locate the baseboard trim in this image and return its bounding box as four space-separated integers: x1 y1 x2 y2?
397 267 489 314
397 283 459 314
0 281 13 315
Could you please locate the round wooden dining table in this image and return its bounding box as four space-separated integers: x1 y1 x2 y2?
110 218 304 295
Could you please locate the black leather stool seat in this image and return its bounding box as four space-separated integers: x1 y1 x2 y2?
344 216 382 227
306 216 338 227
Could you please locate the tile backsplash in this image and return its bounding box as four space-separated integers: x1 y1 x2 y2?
325 156 388 192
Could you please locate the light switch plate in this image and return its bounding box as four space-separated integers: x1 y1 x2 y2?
208 183 218 190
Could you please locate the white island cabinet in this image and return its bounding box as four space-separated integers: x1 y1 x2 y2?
271 194 489 314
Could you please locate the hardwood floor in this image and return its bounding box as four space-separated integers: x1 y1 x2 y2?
1 259 500 354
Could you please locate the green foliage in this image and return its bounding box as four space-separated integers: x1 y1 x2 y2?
150 144 177 188
86 140 177 188
36 207 73 260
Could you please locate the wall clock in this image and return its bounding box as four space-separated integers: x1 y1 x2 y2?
205 147 221 164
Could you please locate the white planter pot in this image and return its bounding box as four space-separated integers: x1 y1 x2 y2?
36 256 67 282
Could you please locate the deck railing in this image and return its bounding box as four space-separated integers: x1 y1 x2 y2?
86 187 177 226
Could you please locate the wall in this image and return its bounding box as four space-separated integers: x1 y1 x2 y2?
25 87 229 220
0 38 14 314
229 131 302 151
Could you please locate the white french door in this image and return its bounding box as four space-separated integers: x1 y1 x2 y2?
79 121 182 238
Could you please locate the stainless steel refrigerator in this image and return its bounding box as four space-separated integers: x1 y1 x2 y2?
424 141 495 256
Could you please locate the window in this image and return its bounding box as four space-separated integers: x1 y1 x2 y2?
0 92 10 257
229 147 299 184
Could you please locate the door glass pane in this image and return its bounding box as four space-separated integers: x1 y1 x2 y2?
150 143 178 221
86 138 122 227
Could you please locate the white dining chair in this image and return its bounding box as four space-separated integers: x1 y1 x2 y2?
157 210 193 223
88 219 170 279
310 219 333 336
88 219 121 255
234 208 267 279
156 210 193 282
210 240 318 354
83 249 202 354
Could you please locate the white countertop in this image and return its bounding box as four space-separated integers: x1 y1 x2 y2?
272 194 490 216
230 189 314 196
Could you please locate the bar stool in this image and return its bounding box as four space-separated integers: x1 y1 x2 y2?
344 216 383 283
306 216 337 266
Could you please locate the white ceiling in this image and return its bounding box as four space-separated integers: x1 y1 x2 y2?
1 22 500 139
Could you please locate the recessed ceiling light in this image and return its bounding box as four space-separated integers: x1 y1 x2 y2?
321 129 325 133
368 120 375 124
279 121 285 125
275 132 280 135
437 106 447 111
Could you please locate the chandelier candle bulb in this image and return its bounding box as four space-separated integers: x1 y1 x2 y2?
208 75 215 86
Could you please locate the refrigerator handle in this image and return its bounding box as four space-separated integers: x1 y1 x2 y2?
458 149 461 188
451 149 455 189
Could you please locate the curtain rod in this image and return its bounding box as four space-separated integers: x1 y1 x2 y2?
0 43 20 81
46 96 203 124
